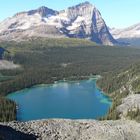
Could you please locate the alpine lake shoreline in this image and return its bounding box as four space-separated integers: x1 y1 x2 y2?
6 74 112 122
2 74 140 140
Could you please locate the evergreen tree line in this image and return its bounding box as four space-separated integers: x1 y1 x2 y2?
1 38 140 122
97 64 140 121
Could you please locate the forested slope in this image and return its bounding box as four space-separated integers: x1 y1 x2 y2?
97 64 140 121
1 38 140 121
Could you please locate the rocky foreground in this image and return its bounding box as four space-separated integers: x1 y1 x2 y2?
0 119 140 140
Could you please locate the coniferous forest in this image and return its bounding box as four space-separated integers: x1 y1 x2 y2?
1 38 140 121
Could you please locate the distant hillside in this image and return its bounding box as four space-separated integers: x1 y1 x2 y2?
97 63 140 121
110 23 140 47
1 37 97 50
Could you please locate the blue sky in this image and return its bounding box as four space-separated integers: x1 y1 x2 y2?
0 0 140 28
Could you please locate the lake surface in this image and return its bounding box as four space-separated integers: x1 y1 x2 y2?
7 78 111 121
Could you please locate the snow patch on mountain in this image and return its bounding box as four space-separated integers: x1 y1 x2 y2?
0 2 117 45
110 23 140 39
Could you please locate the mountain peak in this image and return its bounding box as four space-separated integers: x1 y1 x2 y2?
0 2 117 45
76 1 93 6
28 6 57 17
68 1 94 9
14 6 57 17
65 1 96 21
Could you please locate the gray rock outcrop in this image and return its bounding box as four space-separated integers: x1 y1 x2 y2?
117 94 140 115
0 60 20 70
1 119 140 140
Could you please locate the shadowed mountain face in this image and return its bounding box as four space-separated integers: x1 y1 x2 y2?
0 125 37 140
0 47 5 59
0 2 117 45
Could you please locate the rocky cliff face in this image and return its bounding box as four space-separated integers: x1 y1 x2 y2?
63 2 117 45
117 94 140 116
0 2 117 45
1 119 140 140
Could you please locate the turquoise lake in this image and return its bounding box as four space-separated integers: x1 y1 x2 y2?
7 78 111 121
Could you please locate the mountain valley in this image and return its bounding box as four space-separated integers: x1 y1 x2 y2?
0 1 140 140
